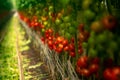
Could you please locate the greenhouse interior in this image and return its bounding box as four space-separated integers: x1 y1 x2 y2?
0 0 120 80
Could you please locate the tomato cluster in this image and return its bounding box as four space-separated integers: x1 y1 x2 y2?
19 13 45 31
19 10 91 58
41 29 77 57
78 24 90 42
76 56 100 78
76 56 120 80
103 67 120 80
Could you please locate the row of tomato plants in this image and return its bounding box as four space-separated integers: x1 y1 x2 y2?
19 11 120 80
17 0 120 79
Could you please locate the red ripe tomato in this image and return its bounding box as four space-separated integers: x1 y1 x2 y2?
69 43 75 51
53 44 57 51
101 15 117 30
54 40 58 45
30 21 35 27
48 40 53 46
78 43 82 49
49 46 53 50
71 37 75 43
80 69 91 77
103 68 112 80
48 41 53 50
56 36 64 43
64 45 69 51
76 66 81 73
103 68 116 80
79 32 85 42
112 67 120 79
45 34 49 38
78 23 84 32
56 47 63 53
78 48 83 54
40 24 45 28
77 56 88 68
32 16 38 21
69 51 76 57
45 29 49 34
83 30 90 41
90 57 100 64
62 39 68 46
58 43 64 49
48 28 53 34
89 64 99 74
23 17 29 23
34 22 39 27
48 36 53 40
40 37 45 44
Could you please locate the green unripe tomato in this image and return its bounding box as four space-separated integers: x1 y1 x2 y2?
88 48 97 57
96 33 107 44
68 26 76 34
82 42 88 48
60 23 65 29
55 18 61 25
66 23 71 27
96 44 104 51
41 28 45 33
108 41 118 51
60 30 65 35
49 5 53 11
82 0 93 9
88 37 95 46
43 21 48 26
63 16 71 22
65 32 71 39
84 9 95 20
60 0 70 6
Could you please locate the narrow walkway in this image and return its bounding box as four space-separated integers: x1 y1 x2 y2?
0 13 19 80
0 12 52 80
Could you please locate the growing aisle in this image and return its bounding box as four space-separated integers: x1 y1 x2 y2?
0 12 51 80
0 13 19 80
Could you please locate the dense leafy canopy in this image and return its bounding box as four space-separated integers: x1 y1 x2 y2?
0 0 13 12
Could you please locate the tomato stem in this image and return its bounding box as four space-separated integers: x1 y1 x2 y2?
81 75 84 80
93 74 96 80
105 0 112 14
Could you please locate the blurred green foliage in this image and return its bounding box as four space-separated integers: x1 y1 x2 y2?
0 0 13 13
